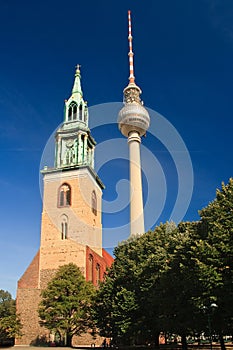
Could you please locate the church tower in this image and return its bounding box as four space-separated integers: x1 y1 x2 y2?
118 11 150 236
16 66 113 346
40 65 104 266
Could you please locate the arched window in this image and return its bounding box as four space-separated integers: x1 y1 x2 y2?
96 263 101 285
88 254 93 282
84 107 87 123
58 183 71 207
61 214 68 240
68 106 72 121
92 190 97 216
79 104 83 120
67 102 78 121
73 104 77 120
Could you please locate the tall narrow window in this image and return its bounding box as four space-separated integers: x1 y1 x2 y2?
92 190 97 216
61 214 68 240
73 105 77 120
81 134 85 161
58 184 71 207
68 107 72 121
67 102 78 121
84 107 87 123
96 263 101 285
60 190 64 207
88 255 93 282
79 104 83 120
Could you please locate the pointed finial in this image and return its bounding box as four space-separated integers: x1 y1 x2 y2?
128 10 135 84
76 64 81 72
75 64 81 77
72 64 82 95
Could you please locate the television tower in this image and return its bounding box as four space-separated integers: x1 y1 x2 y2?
118 11 150 236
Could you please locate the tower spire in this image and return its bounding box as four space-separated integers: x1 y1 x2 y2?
54 66 95 169
72 64 83 96
62 65 89 127
128 10 135 85
123 11 142 105
118 11 150 236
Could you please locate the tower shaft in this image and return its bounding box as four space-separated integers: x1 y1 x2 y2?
128 131 145 235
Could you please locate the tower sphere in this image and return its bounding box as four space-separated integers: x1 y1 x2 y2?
118 100 150 137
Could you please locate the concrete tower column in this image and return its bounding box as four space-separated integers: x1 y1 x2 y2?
128 131 144 234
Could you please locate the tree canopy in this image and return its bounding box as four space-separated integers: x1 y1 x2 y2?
195 179 233 337
38 263 95 346
93 179 233 348
0 289 22 344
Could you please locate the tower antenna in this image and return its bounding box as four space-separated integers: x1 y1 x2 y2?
128 10 135 84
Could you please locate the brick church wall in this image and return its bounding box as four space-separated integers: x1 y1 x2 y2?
18 250 40 288
15 251 44 345
86 247 114 285
15 288 46 345
16 244 113 345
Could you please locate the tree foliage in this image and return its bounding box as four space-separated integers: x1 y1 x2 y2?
195 179 233 335
38 263 95 346
94 224 179 345
93 179 233 347
0 290 22 343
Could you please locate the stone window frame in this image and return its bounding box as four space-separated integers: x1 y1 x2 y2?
96 263 101 285
58 183 71 208
91 190 97 216
68 102 78 121
88 254 94 282
61 214 68 240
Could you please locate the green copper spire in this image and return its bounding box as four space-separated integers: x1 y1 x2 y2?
72 64 83 96
54 66 95 170
63 65 89 127
42 65 104 190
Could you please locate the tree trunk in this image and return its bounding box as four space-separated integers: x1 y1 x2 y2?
219 333 226 350
66 333 72 347
181 334 187 350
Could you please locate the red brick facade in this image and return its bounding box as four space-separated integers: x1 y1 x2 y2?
17 250 40 289
16 245 113 346
86 247 113 285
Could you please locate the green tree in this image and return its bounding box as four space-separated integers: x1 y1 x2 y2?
0 290 22 343
38 263 95 347
159 180 233 348
93 262 138 345
94 179 233 349
194 179 233 349
158 222 205 349
94 224 177 346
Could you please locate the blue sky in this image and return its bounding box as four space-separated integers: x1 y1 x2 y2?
0 0 232 298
